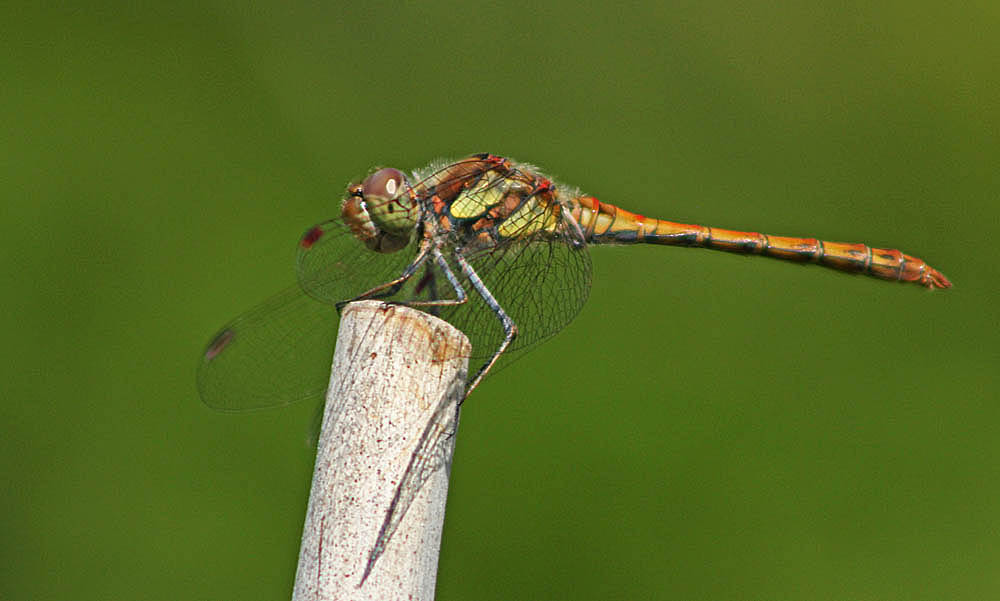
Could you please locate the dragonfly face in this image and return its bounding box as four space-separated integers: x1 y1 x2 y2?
341 167 418 253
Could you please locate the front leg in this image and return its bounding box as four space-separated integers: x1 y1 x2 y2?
334 239 432 312
393 248 468 309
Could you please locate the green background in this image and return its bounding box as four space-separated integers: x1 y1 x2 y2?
4 2 998 600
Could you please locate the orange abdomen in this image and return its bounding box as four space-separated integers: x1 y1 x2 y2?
569 195 951 290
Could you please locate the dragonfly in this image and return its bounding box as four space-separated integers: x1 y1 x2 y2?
198 153 951 582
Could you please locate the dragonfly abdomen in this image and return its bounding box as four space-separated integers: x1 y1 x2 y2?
569 195 951 289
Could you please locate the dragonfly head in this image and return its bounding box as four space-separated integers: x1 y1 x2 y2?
341 167 418 253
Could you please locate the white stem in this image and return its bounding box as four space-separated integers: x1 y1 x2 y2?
292 300 470 601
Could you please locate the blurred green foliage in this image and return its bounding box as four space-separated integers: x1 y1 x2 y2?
2 2 998 600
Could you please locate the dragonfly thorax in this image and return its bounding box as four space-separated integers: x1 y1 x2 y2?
341 167 418 253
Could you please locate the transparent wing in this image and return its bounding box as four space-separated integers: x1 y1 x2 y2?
199 162 486 412
197 285 339 411
199 221 424 413
295 218 421 305
443 216 592 371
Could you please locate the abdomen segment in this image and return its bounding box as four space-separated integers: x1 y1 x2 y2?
569 195 951 289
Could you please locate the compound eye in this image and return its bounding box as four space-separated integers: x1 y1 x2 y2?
362 168 406 201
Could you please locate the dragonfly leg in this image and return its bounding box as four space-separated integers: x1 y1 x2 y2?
361 374 465 585
453 250 518 401
334 241 433 312
414 264 440 316
393 248 468 309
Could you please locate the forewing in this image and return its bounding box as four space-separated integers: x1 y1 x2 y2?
296 219 420 305
197 285 338 411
